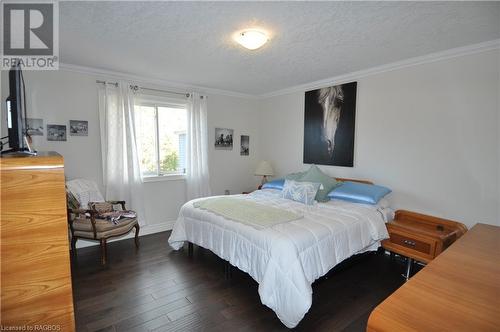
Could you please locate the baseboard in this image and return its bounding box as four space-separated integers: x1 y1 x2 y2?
75 220 176 249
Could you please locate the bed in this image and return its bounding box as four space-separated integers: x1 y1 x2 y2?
168 180 390 328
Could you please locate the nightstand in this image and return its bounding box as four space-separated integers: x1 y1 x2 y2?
382 210 467 280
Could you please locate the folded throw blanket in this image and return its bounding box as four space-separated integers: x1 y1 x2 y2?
193 197 303 229
98 210 137 224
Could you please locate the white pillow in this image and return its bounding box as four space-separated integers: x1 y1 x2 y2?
282 179 320 205
66 179 105 209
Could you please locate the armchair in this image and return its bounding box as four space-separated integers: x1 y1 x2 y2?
66 179 139 265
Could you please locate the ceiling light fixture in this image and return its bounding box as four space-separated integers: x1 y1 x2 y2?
235 29 268 50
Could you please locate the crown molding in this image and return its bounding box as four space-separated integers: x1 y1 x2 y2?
58 62 258 99
259 39 500 99
59 39 500 100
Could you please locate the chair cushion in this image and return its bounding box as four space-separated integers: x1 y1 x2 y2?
72 217 137 239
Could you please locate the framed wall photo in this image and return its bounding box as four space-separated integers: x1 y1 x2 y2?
47 124 67 141
303 81 357 167
26 118 44 136
240 135 249 156
215 128 233 150
69 120 88 136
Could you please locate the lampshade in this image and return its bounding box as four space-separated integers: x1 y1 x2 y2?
255 161 274 176
235 29 269 50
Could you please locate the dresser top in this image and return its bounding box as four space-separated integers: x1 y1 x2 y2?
0 151 64 170
368 223 500 331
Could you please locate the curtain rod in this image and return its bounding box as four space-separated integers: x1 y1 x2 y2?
96 80 118 86
96 80 192 98
130 85 190 98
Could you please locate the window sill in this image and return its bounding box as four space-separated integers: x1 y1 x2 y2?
142 174 186 183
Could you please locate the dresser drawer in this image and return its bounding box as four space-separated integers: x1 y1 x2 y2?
383 226 439 263
389 232 432 255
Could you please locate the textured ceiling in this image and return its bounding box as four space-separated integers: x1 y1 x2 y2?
60 1 500 95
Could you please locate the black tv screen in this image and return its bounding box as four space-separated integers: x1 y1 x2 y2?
5 63 25 152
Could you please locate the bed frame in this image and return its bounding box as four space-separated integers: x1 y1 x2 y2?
335 177 373 185
186 177 375 278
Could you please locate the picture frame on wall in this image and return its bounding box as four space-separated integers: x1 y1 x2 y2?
240 135 249 156
26 118 44 136
69 120 89 136
47 124 67 141
215 128 233 150
303 81 357 167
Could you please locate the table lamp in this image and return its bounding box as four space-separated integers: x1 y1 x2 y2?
255 160 274 185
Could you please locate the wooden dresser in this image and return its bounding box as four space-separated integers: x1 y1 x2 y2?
367 223 500 332
1 152 75 330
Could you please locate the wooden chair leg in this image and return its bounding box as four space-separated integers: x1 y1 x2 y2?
100 238 107 265
71 237 77 255
134 224 140 248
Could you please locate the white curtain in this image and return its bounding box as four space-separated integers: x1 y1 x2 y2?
186 92 211 200
97 82 145 225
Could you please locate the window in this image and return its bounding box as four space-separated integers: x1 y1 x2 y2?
134 97 187 178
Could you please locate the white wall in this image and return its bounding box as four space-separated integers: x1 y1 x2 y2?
259 50 500 228
208 94 262 195
0 69 262 236
1 70 103 184
1 48 498 234
497 50 500 227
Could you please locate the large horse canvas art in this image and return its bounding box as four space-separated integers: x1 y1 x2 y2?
303 82 357 167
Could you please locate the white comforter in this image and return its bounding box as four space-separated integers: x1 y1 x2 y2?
168 189 389 328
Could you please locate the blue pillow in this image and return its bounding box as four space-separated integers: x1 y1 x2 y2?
261 178 285 190
260 172 306 190
328 181 391 205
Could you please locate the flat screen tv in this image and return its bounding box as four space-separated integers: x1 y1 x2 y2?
4 62 27 153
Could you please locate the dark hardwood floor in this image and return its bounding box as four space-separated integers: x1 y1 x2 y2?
71 231 414 332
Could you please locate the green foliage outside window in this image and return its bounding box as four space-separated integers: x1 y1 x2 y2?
135 104 186 176
161 151 179 172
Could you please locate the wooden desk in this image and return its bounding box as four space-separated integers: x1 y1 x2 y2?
367 223 500 332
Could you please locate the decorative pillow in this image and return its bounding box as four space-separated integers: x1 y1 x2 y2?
327 181 391 205
261 178 285 190
261 171 309 190
66 188 80 210
88 202 114 214
282 179 321 205
66 179 105 209
284 171 306 181
299 165 339 202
